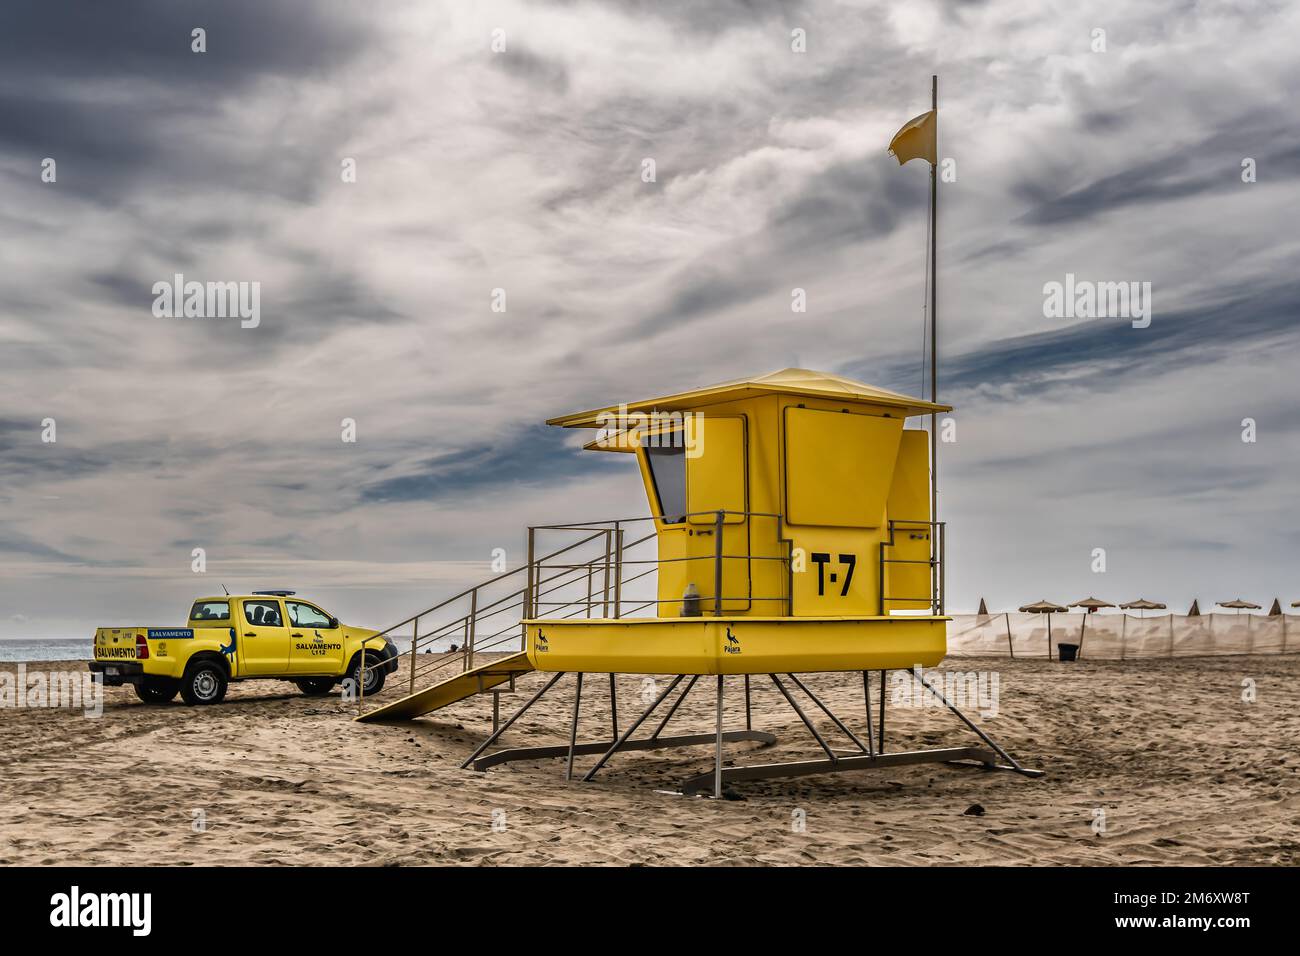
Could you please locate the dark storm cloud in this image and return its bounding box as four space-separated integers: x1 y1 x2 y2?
1018 111 1300 227
635 152 926 337
83 261 405 360
0 1 373 204
0 531 86 564
360 426 633 504
0 418 114 481
540 0 810 34
768 155 926 249
0 0 366 87
858 277 1300 403
490 46 570 95
938 278 1300 399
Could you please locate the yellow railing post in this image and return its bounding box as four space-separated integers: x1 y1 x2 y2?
613 523 624 619
409 614 419 693
467 589 477 671
713 510 724 616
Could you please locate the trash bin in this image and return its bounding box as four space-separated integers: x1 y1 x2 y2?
1057 642 1079 662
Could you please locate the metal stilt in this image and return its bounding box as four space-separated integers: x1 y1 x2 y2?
862 670 875 757
770 674 837 761
609 673 619 738
650 674 698 740
676 667 1042 794
713 675 724 799
914 672 1035 775
565 672 584 780
878 669 887 754
744 674 752 731
474 729 776 772
786 673 869 753
461 671 566 769
581 675 683 781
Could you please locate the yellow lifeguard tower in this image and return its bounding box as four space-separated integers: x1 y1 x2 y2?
357 369 1040 796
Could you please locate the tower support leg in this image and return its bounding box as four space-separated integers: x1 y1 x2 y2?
565 672 585 780
861 670 875 757
581 675 683 781
770 674 836 761
677 669 1042 796
712 675 724 799
650 674 698 740
460 672 566 770
785 673 870 754
878 669 887 753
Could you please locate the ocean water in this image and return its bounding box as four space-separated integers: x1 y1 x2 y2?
0 639 94 663
0 635 521 663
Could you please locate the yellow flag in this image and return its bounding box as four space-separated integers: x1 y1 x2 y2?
888 109 936 166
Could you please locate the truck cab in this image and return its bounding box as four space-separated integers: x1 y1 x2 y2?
89 591 399 705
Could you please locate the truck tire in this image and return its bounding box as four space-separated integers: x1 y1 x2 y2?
294 678 336 697
347 652 386 697
135 677 179 704
180 660 229 705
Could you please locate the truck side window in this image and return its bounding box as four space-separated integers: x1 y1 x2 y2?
244 600 281 627
287 602 333 628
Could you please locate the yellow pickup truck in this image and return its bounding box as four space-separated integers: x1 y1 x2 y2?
89 591 399 705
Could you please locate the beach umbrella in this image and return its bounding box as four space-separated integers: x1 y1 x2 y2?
1217 598 1261 615
1019 600 1067 657
1070 597 1114 613
977 597 989 616
1020 599 1067 612
1188 599 1201 616
1069 598 1114 658
1269 598 1283 616
1120 598 1166 619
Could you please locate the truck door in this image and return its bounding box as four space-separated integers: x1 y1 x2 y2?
237 598 292 675
285 601 346 674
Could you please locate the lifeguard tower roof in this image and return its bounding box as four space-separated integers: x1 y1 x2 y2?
547 367 951 430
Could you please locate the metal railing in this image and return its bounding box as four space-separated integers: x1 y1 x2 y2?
526 511 793 619
358 511 945 714
878 518 946 615
356 531 641 715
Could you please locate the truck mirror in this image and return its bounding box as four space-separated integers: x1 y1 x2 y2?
329 617 339 628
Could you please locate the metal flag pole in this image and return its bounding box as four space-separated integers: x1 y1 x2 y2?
929 74 940 614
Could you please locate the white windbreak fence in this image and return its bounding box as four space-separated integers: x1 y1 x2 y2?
946 613 1298 659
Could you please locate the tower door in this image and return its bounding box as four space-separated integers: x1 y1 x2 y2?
638 416 750 616
685 416 749 613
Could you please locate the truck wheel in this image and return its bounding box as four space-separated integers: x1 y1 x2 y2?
180 661 228 705
347 652 386 697
294 678 336 697
135 677 179 704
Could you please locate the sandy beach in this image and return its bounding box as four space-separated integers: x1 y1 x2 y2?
1 656 1296 866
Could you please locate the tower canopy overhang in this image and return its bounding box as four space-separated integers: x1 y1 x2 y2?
548 367 951 433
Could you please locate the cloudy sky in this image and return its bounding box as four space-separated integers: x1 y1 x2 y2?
2 0 1298 638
